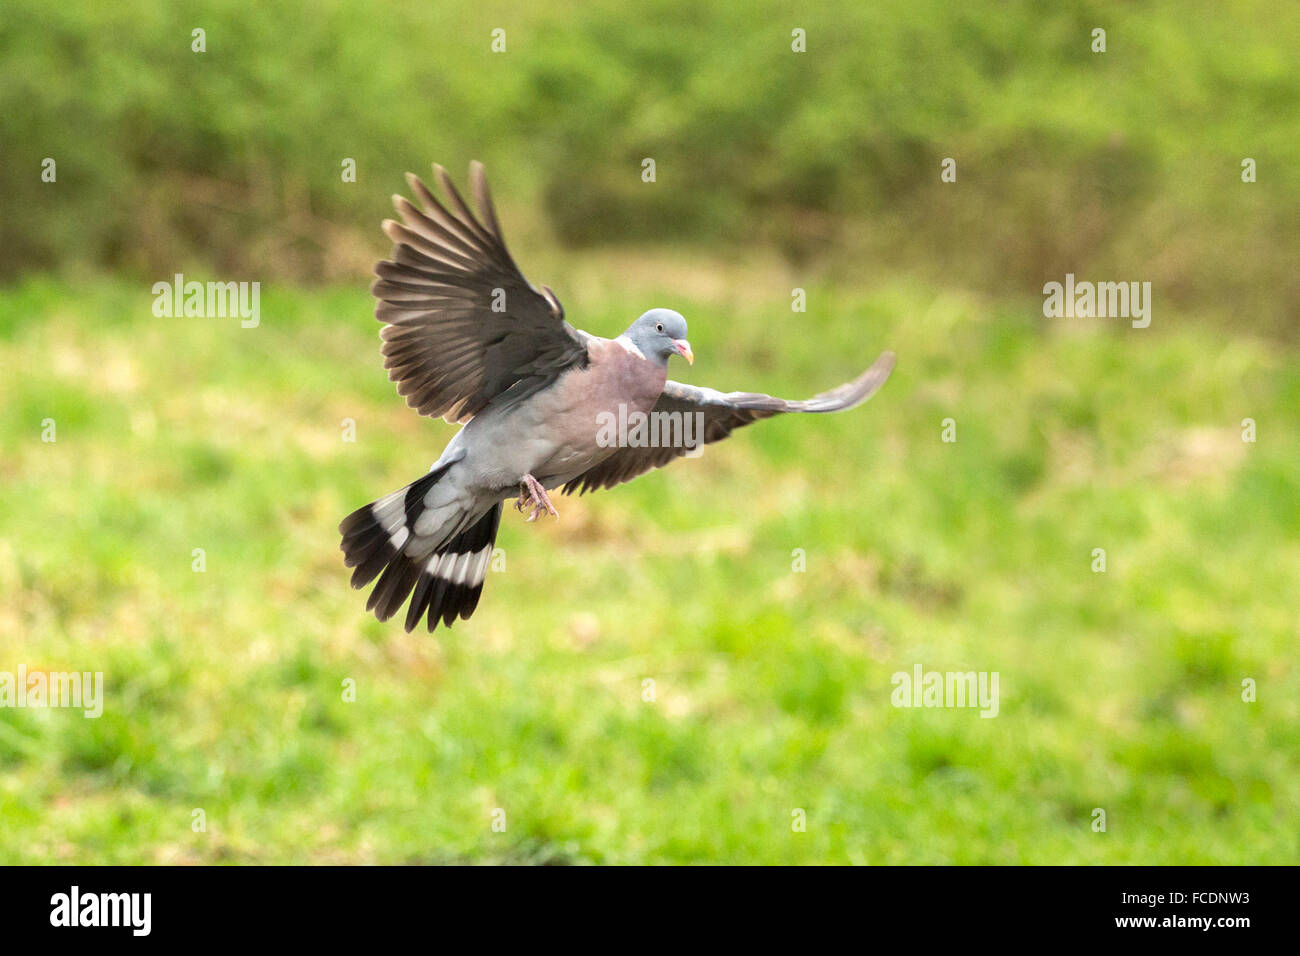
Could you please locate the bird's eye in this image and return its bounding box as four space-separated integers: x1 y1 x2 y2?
655 323 664 333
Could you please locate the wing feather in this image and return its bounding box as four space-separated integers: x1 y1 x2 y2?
562 351 895 495
370 162 588 423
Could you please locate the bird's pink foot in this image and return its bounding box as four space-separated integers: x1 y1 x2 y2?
516 474 558 522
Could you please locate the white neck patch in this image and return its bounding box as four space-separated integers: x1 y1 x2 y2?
615 334 645 358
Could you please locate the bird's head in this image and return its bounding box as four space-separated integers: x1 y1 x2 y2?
625 309 693 367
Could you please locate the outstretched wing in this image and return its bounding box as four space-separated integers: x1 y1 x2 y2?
562 350 896 495
371 162 589 423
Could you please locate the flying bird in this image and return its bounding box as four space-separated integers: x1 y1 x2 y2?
340 163 895 631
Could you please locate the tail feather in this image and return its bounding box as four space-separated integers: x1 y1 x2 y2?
413 506 501 630
339 467 502 632
340 466 443 588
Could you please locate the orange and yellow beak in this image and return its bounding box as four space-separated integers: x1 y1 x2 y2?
673 339 694 364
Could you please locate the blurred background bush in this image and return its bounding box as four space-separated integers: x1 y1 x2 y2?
2 0 1296 330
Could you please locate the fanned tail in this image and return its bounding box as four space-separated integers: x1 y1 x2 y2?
340 467 501 631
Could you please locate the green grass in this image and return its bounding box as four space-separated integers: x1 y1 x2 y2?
0 269 1297 864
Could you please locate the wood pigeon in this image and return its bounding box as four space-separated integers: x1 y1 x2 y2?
340 163 895 632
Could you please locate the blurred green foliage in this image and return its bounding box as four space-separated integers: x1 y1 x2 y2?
2 0 1297 329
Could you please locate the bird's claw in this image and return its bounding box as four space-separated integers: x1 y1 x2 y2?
517 474 558 522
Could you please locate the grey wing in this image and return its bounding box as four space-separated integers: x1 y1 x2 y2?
371 161 589 423
562 350 896 495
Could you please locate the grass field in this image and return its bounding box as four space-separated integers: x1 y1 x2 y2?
1 261 1296 864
